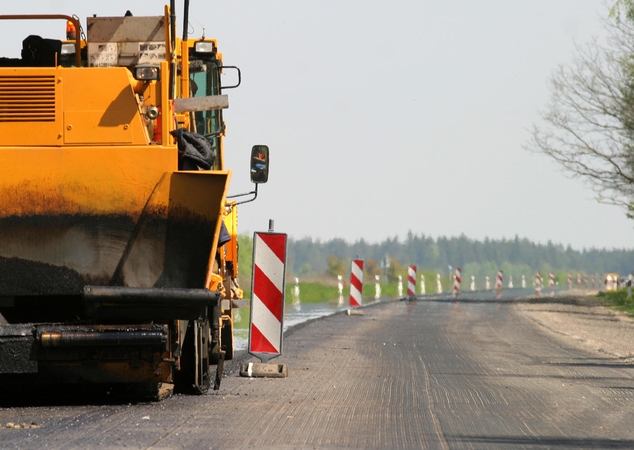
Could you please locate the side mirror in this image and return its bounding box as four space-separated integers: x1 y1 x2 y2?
250 145 269 184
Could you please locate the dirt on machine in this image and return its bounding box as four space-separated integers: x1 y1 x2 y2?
0 2 269 397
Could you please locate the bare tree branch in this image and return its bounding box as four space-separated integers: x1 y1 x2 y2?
526 11 634 216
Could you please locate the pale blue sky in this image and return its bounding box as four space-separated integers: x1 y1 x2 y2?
2 1 631 250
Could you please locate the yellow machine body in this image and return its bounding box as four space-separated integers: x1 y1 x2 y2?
0 9 243 392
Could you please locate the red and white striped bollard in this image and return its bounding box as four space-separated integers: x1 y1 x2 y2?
535 272 542 296
349 259 364 307
249 231 288 362
549 271 555 296
453 267 461 297
495 270 503 298
407 265 417 297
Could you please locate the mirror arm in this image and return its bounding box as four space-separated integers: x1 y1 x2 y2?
227 183 258 206
203 124 225 139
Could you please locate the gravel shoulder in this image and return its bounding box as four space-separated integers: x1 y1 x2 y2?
513 290 634 361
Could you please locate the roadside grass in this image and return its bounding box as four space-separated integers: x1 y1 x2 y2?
597 290 634 315
233 281 400 330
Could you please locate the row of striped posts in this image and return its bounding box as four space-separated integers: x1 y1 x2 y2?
247 228 617 367
348 263 609 302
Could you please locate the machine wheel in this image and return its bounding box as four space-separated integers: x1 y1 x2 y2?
174 317 210 395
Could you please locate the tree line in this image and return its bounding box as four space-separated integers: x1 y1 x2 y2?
284 233 633 282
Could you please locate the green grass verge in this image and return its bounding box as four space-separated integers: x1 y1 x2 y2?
234 281 401 330
597 290 634 315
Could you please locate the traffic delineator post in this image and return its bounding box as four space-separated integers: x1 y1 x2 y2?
535 272 542 296
453 268 462 297
407 265 417 297
248 231 288 365
349 259 364 307
495 270 503 298
549 271 555 296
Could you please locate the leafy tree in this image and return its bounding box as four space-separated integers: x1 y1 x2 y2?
364 258 382 278
237 233 253 282
325 254 347 278
611 0 634 23
386 257 402 283
527 9 634 217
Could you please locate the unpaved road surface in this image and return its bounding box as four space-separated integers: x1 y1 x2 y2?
2 294 634 449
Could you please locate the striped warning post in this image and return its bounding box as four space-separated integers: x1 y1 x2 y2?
248 232 288 362
407 265 417 297
535 272 542 296
494 270 503 298
549 272 555 288
349 259 364 307
453 267 462 297
567 272 572 289
577 273 581 287
495 270 503 290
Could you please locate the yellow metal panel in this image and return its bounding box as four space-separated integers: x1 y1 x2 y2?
0 68 63 146
114 170 231 288
224 202 239 277
0 66 148 146
64 110 133 144
0 145 177 218
62 67 148 145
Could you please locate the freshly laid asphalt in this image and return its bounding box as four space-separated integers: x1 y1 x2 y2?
2 296 634 449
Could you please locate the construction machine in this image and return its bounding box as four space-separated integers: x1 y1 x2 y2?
0 2 267 396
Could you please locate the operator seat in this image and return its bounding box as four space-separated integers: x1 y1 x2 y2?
21 35 62 67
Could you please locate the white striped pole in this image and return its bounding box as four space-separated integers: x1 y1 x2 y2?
292 277 301 311
495 270 503 298
248 231 287 362
470 275 475 291
397 275 403 297
407 265 417 297
374 275 381 300
549 272 555 288
495 270 503 289
453 268 461 296
508 276 513 289
349 259 364 307
453 268 462 297
436 274 442 294
485 276 490 290
420 274 426 295
521 274 526 289
549 271 555 296
535 272 542 296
